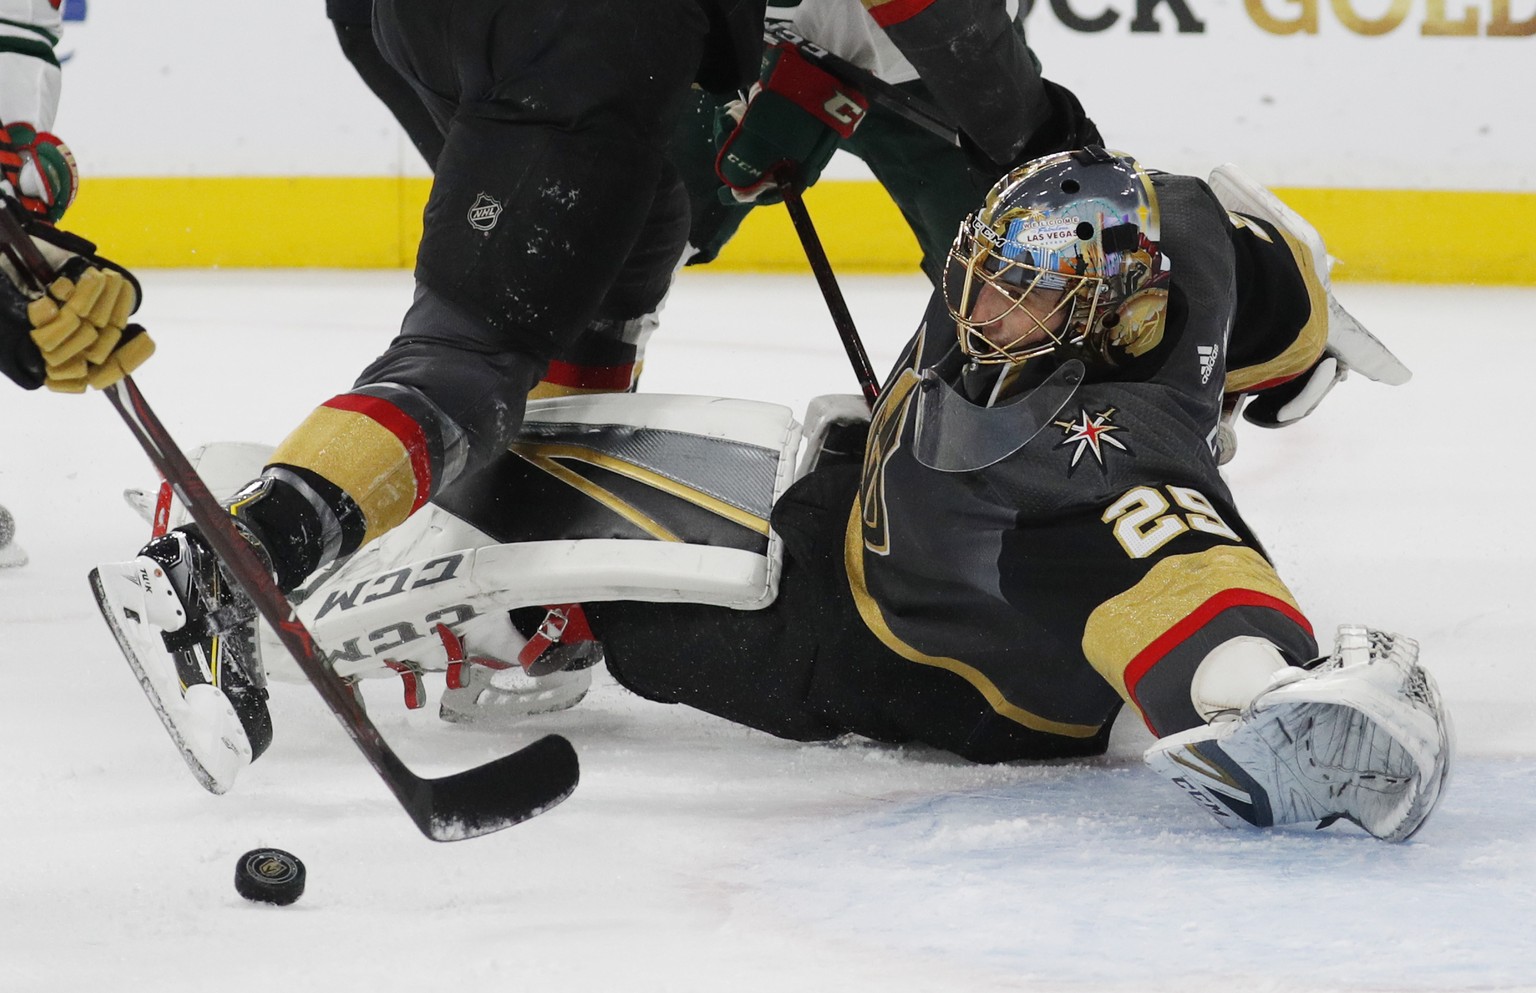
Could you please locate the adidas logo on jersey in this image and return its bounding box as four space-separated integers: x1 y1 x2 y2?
1198 343 1220 385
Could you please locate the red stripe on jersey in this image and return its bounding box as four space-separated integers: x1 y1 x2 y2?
867 0 940 27
1123 588 1313 721
543 359 636 391
322 393 434 512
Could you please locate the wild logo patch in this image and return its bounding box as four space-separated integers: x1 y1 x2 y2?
468 192 503 232
1054 407 1130 473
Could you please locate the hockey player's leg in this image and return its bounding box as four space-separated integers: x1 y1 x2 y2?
1212 163 1410 435
1145 627 1452 841
328 13 444 169
527 164 690 401
94 321 546 790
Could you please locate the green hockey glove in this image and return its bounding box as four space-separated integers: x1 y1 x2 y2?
713 41 869 205
0 122 79 223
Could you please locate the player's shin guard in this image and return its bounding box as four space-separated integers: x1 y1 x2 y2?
1145 626 1452 841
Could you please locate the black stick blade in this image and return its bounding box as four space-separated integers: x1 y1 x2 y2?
405 734 580 842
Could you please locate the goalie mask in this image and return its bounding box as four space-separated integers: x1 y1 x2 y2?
943 147 1170 368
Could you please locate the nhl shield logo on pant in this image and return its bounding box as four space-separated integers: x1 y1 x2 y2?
468 193 503 232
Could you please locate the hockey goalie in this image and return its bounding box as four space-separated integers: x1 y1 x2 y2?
90 152 1448 841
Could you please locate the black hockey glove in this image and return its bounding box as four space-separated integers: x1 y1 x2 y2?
0 207 153 393
714 41 869 204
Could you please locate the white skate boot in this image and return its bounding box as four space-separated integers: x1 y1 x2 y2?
1146 626 1452 842
89 527 271 793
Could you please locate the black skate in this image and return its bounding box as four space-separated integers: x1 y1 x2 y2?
89 527 271 794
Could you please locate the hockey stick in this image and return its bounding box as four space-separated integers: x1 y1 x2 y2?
764 23 961 148
0 202 578 841
778 179 881 408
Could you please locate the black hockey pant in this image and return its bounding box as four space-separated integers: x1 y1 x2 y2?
361 0 710 464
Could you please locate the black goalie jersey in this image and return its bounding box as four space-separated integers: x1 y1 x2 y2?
591 173 1327 762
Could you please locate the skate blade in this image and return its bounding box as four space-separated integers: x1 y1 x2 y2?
89 566 252 794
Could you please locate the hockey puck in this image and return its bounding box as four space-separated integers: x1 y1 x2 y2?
234 848 306 906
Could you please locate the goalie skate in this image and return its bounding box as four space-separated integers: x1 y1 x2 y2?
438 662 593 729
1209 163 1410 428
437 605 601 727
1146 626 1451 842
88 529 272 794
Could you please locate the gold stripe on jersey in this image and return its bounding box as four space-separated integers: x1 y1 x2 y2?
1223 219 1330 394
270 405 418 546
1082 545 1303 703
510 441 772 538
844 501 1106 740
859 335 926 556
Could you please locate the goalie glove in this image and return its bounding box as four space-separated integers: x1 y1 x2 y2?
1145 626 1451 842
0 208 154 393
0 122 79 223
713 41 869 204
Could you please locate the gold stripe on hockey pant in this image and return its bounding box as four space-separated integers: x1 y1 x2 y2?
1082 545 1307 709
269 402 425 547
843 501 1105 739
1223 219 1330 395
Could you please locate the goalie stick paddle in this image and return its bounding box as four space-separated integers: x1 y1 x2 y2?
779 180 882 408
0 200 578 841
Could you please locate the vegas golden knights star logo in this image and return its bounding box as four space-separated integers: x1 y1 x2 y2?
1054 407 1130 472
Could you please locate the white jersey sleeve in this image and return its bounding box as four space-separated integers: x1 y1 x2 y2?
766 0 1020 86
0 0 63 129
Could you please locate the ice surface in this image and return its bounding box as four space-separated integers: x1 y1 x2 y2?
1 271 1532 992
